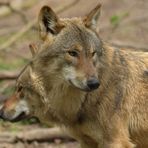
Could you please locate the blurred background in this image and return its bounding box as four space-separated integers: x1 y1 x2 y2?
0 0 148 147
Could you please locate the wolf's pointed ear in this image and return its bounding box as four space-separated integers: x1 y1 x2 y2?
83 4 101 31
38 6 64 40
29 43 38 57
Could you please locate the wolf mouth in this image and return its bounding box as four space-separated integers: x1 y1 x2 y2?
68 79 95 92
11 112 28 122
0 111 29 122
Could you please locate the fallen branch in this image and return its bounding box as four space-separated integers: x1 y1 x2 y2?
0 0 80 51
0 127 74 143
17 127 74 142
0 70 19 80
0 2 9 6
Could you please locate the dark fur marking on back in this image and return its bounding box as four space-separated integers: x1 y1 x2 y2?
114 85 123 110
112 49 129 109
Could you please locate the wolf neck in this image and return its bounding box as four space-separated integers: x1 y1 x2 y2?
44 82 87 123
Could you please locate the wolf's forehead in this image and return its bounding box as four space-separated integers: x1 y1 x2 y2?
59 23 100 49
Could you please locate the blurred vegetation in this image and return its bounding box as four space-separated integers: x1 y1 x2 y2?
0 119 40 132
0 58 27 71
110 12 129 27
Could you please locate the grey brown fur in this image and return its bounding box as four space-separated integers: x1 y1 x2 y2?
0 4 148 148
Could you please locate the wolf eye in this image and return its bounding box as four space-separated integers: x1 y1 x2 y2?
68 51 78 57
92 51 96 57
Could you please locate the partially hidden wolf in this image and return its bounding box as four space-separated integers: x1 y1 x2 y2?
0 4 148 148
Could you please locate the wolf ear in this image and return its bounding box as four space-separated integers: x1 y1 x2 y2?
38 6 64 40
83 4 101 31
29 43 38 57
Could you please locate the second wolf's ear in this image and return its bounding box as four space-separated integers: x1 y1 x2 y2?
29 43 38 57
38 6 64 40
83 4 101 31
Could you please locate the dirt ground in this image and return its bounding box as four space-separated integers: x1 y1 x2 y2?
0 0 148 147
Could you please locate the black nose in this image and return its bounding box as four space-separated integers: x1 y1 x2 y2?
87 77 100 91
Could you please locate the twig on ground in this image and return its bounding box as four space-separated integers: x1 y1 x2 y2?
0 70 19 80
0 127 74 143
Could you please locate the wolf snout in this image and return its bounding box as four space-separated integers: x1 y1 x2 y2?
87 77 100 91
0 108 28 122
10 111 27 122
0 109 8 121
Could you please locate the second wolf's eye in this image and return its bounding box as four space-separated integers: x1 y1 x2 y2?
68 51 78 57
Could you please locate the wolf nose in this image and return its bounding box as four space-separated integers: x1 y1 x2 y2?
87 77 100 90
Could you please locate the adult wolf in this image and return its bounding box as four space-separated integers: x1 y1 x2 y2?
0 3 148 148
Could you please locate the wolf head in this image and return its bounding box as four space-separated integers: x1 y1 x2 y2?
0 4 103 121
34 3 102 91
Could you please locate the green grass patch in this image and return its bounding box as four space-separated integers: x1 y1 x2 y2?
20 118 40 125
1 86 15 95
0 120 21 132
110 12 129 27
0 58 27 71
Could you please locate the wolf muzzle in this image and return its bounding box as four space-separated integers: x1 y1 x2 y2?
86 77 100 91
0 109 28 122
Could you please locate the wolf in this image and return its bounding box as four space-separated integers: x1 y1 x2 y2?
0 3 148 148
